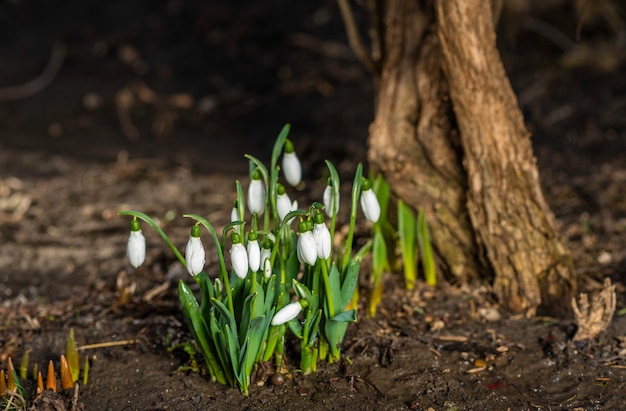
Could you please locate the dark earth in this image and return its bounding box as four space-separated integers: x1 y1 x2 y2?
1 1 625 410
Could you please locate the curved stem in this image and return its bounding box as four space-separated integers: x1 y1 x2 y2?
118 210 185 266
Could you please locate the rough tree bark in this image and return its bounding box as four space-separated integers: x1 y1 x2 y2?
347 0 576 314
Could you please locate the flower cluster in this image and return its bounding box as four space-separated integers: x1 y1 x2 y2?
120 125 380 395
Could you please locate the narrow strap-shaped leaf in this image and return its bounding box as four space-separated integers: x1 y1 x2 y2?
242 315 268 383
324 263 343 318
398 200 418 290
339 259 360 311
211 298 239 340
178 280 228 385
324 160 341 240
417 209 437 286
341 163 363 273
330 309 357 323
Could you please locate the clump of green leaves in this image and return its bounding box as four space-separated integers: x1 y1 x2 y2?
120 124 377 395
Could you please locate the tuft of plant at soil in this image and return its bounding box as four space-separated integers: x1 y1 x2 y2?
119 124 377 395
1 329 85 409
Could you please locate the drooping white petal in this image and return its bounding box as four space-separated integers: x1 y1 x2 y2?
360 188 381 223
260 247 272 269
323 184 340 217
276 192 293 222
271 301 303 325
282 152 302 187
247 239 261 272
231 206 240 233
126 230 146 268
185 236 206 276
230 243 249 279
297 231 318 266
247 179 265 215
263 258 272 279
313 223 332 260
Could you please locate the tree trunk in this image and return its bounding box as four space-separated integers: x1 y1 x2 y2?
366 0 576 314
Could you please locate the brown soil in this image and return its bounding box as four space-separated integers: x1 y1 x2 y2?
1 1 625 410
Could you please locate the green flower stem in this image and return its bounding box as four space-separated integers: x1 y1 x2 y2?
320 260 336 318
184 213 234 315
269 124 291 232
341 163 363 274
324 160 341 245
118 210 186 266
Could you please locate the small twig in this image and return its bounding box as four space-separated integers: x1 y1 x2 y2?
78 339 137 350
70 382 80 411
337 0 376 73
0 42 66 101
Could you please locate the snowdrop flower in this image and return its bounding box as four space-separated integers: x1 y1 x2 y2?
271 301 303 326
360 178 380 223
247 231 261 272
185 225 205 276
260 238 272 276
126 219 146 268
313 213 331 260
282 139 302 187
231 201 241 233
263 258 272 279
230 232 249 279
323 179 340 217
297 220 317 266
247 169 265 215
276 184 297 223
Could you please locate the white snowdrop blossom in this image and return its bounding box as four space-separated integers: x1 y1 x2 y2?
247 233 261 272
185 227 206 276
271 301 303 326
260 246 272 269
276 184 297 222
297 221 318 266
263 258 272 279
282 139 302 187
126 223 146 268
360 180 380 223
313 217 331 260
230 233 249 279
231 201 241 233
323 182 340 217
247 170 265 215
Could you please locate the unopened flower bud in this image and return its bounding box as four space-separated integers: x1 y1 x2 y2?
247 169 265 215
126 219 146 268
282 139 302 187
230 232 249 279
313 213 331 259
247 231 261 272
323 179 340 217
271 301 303 326
297 221 317 266
360 179 380 223
185 225 205 276
276 184 297 223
